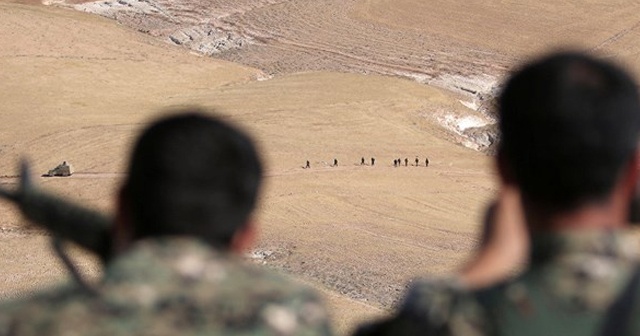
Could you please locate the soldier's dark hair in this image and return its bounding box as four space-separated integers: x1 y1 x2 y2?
124 110 263 248
500 52 640 212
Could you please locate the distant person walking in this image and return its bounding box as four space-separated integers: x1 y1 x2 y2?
415 157 419 166
305 160 310 169
394 159 398 167
405 158 408 167
334 158 338 167
361 157 365 165
371 157 375 166
425 157 429 167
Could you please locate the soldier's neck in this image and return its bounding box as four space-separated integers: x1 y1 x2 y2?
525 197 628 233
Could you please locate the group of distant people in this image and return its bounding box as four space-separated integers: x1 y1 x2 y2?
304 157 375 169
2 51 640 335
393 157 429 167
303 156 429 169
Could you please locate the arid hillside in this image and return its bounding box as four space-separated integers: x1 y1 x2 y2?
3 0 640 335
0 2 495 333
48 0 640 152
52 0 640 100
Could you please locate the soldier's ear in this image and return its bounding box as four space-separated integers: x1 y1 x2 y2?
112 185 135 255
621 151 640 200
230 220 257 254
497 148 516 186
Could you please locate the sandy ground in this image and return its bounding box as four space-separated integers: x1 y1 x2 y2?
6 0 640 334
43 0 640 153
46 0 640 97
0 2 492 333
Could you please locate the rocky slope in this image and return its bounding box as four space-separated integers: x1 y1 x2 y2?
58 0 503 151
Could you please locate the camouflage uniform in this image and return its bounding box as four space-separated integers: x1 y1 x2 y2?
0 238 332 336
356 230 640 336
353 276 465 336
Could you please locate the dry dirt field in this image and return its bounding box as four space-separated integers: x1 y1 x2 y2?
3 0 640 334
47 0 640 98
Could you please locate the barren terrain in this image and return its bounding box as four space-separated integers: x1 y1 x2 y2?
53 0 640 151
52 0 640 102
3 0 640 334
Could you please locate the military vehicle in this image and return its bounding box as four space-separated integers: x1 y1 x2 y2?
45 161 73 177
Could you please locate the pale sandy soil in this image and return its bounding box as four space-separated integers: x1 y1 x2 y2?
50 0 640 153
52 0 640 95
0 2 492 333
6 1 639 335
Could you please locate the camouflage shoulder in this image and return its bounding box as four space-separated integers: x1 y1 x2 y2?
103 239 334 335
0 284 87 336
401 277 494 336
400 277 466 324
444 291 493 336
235 263 334 335
353 277 469 336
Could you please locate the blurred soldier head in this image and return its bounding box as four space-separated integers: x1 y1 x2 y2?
497 52 640 230
114 110 263 253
